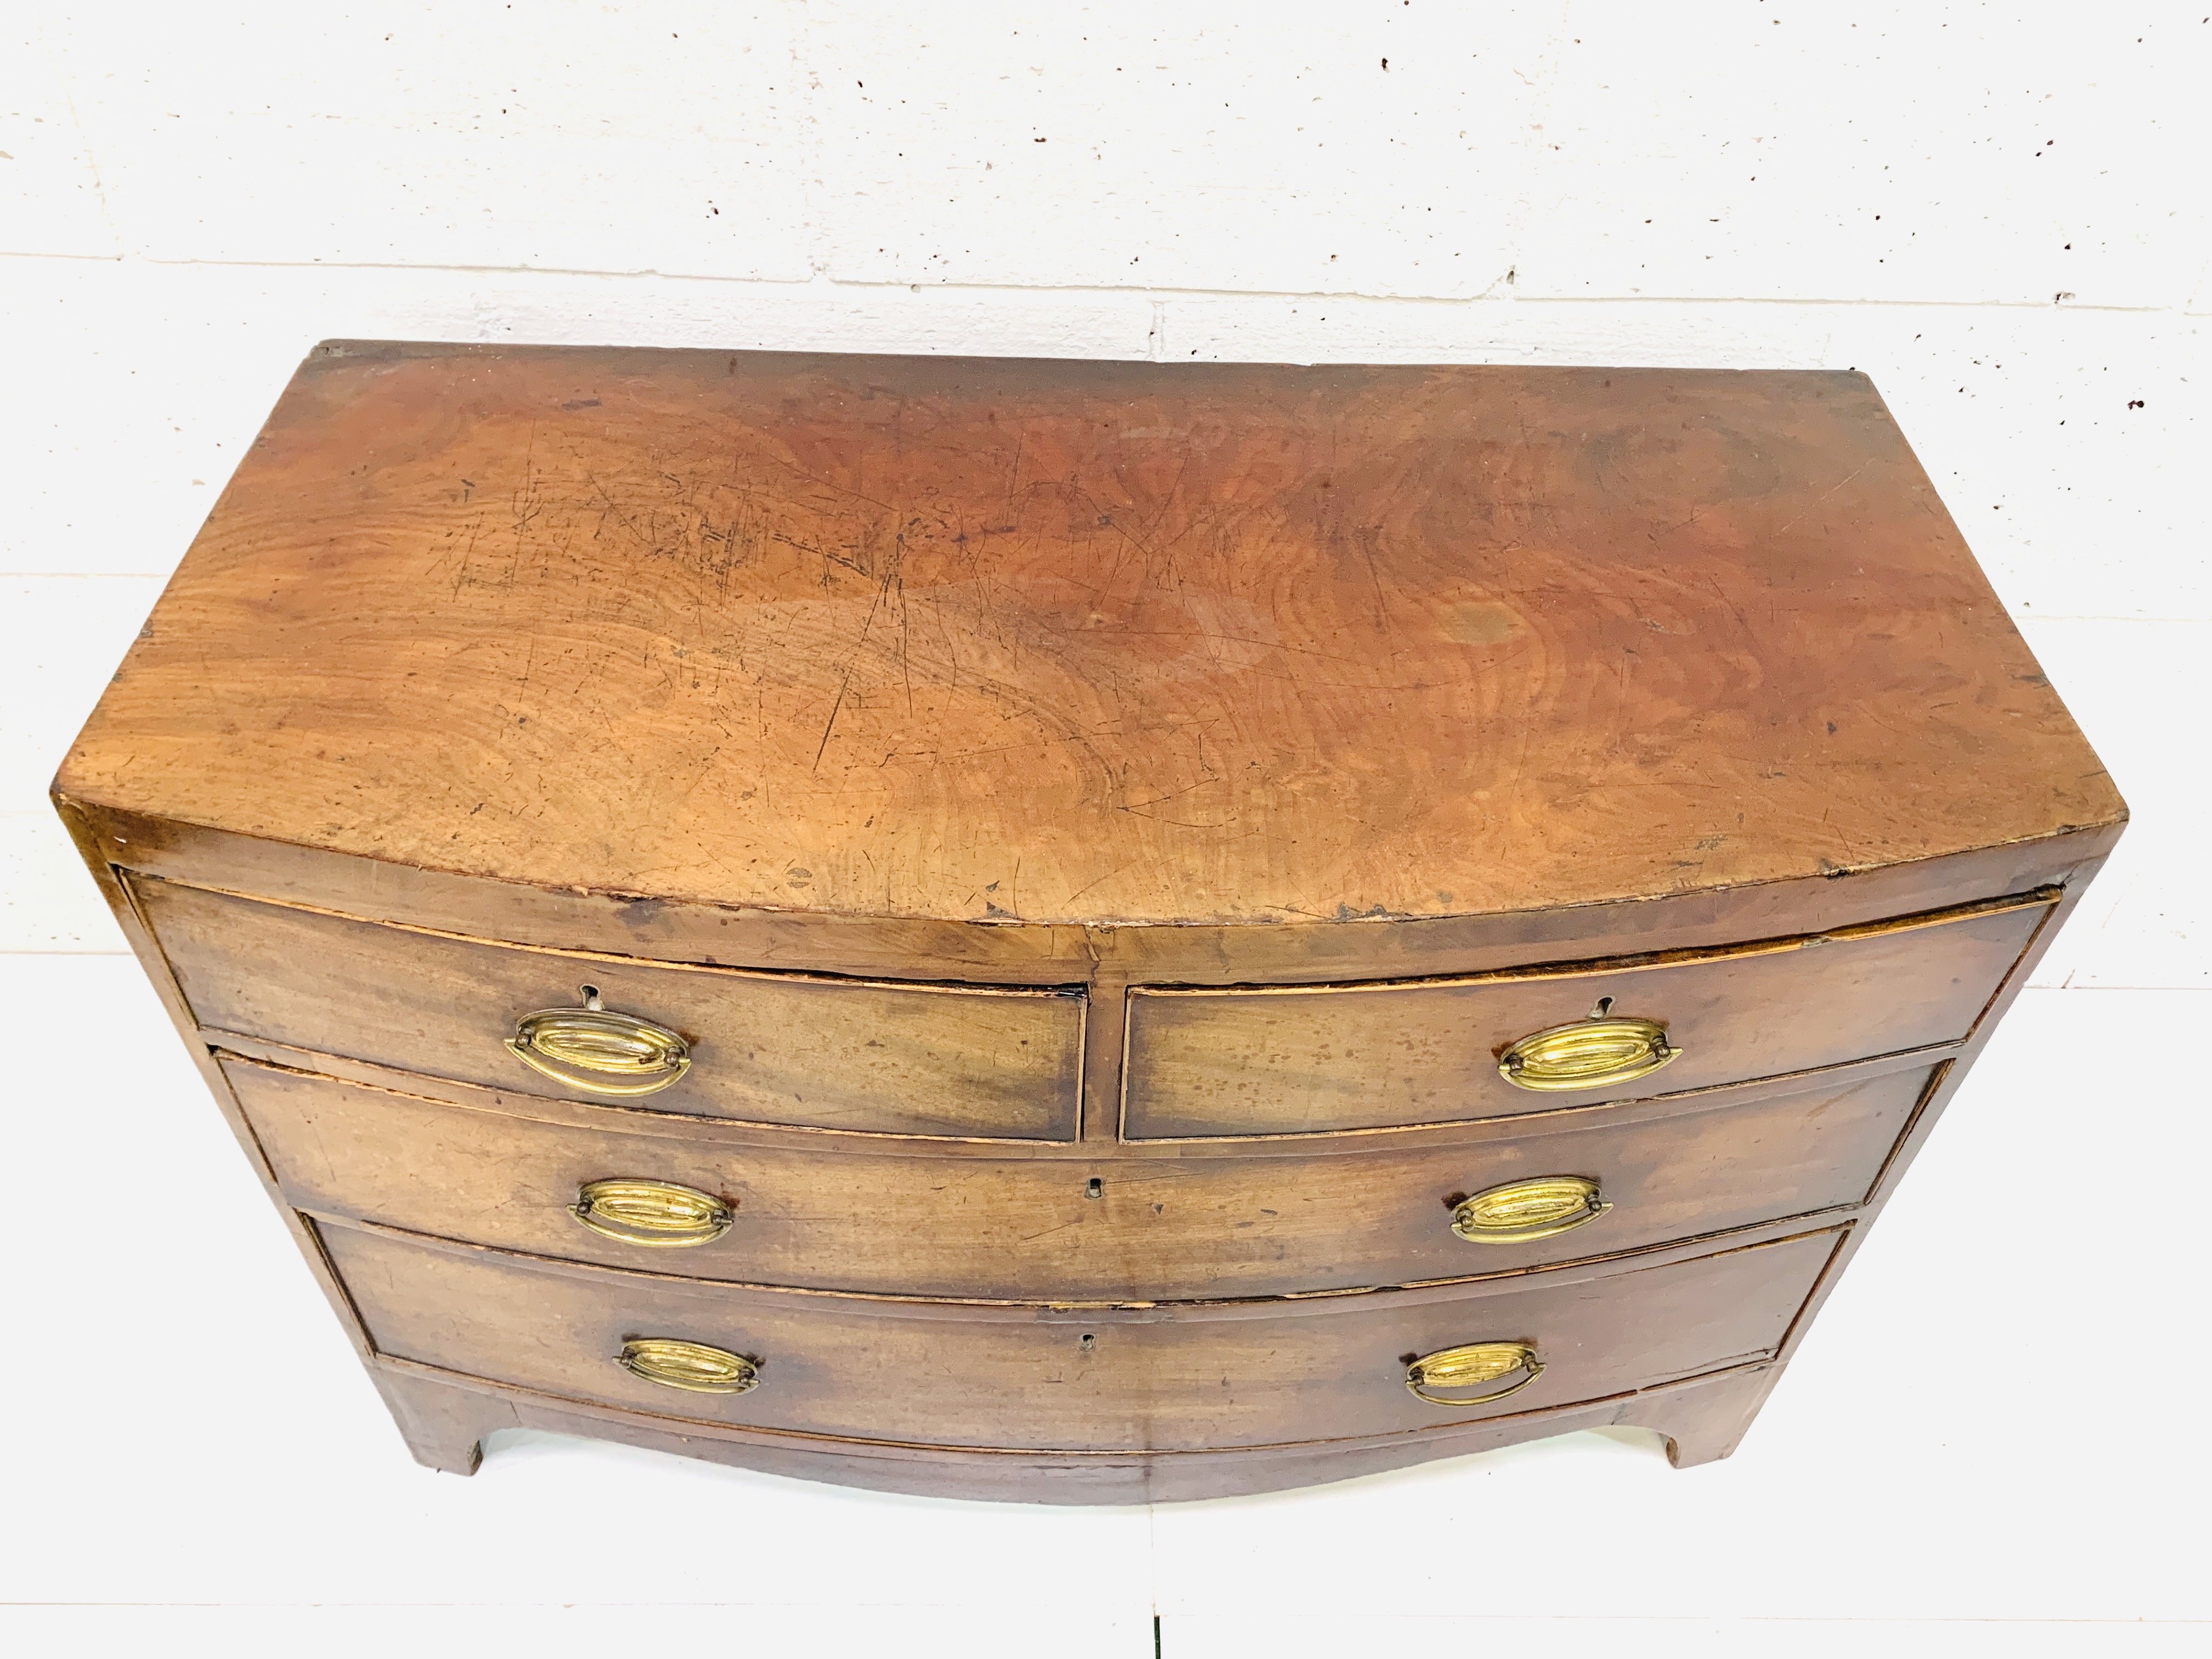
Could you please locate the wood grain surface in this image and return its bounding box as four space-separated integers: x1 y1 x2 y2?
58 344 2123 927
141 876 1086 1140
363 1359 1784 1501
229 1053 1930 1299
320 1219 1842 1452
1123 890 2045 1137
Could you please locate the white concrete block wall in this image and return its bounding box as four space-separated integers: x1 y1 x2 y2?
3 5 2207 1639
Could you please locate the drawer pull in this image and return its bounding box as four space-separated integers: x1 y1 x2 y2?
1451 1176 1611 1245
508 1006 691 1097
617 1338 759 1395
573 1178 733 1248
1405 1341 1544 1408
1498 1015 1679 1092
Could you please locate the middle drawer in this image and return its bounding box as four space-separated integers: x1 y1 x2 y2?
226 1053 1934 1300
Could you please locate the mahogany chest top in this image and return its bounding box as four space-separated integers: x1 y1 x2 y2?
60 345 2118 929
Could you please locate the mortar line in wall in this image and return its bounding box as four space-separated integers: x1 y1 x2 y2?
0 249 2193 318
0 249 127 264
2016 984 2212 993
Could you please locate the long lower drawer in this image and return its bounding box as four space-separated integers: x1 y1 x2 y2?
320 1221 1844 1452
235 1054 1924 1298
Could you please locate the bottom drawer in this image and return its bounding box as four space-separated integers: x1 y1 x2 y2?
322 1222 1843 1453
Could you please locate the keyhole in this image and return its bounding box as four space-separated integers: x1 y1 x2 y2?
1590 996 1615 1019
1079 1334 1096 1355
580 984 604 1011
1085 1178 1104 1200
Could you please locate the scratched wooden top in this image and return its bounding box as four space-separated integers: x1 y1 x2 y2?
60 344 2122 927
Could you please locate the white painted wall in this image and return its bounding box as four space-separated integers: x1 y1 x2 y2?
3 5 2206 1649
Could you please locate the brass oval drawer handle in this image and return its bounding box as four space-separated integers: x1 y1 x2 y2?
1406 1341 1544 1408
573 1178 733 1248
507 1006 691 1097
1498 1015 1679 1092
617 1338 759 1395
1451 1175 1612 1245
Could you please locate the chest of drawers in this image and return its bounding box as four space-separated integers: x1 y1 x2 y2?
55 345 2124 1503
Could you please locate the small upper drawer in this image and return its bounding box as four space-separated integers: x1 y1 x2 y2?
1123 889 2053 1138
138 878 1085 1141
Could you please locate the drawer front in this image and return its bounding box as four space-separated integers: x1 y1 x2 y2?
235 1056 1926 1299
1124 891 2050 1138
139 878 1085 1141
323 1222 1842 1451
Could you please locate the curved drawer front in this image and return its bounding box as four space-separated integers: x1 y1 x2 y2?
1124 890 2051 1138
138 877 1085 1141
320 1222 1843 1452
232 1055 1928 1299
